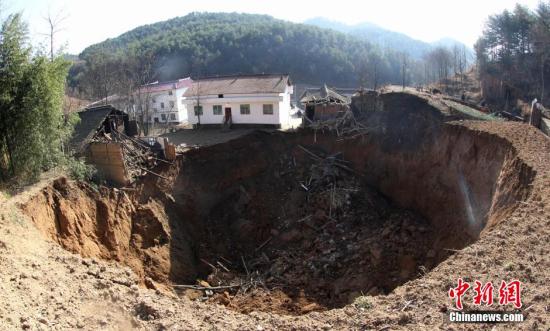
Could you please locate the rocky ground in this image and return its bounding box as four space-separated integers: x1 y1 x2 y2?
1 119 549 330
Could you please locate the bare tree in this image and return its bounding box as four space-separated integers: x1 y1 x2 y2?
452 44 460 88
194 80 202 127
401 52 409 90
41 8 68 61
125 50 157 136
371 53 380 90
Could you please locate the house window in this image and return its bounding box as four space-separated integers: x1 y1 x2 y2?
218 94 224 98
168 90 173 96
213 105 222 115
160 102 165 109
194 105 203 116
170 113 176 120
263 104 274 115
152 97 156 103
153 108 158 112
169 101 175 108
161 114 167 121
240 104 250 115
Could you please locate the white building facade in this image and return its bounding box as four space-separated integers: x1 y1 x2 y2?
183 74 301 129
137 77 193 124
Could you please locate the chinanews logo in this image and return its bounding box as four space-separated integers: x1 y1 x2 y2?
447 278 525 323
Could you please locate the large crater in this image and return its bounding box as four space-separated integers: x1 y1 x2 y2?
21 93 535 315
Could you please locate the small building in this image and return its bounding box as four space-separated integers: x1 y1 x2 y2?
68 105 175 186
137 77 193 125
68 105 130 185
300 85 350 121
69 105 129 156
182 74 300 129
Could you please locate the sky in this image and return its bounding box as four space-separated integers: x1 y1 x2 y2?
5 0 543 54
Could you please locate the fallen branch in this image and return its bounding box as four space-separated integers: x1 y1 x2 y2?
136 166 169 180
298 145 323 160
241 255 249 276
255 236 273 252
173 284 240 291
216 261 230 273
296 215 313 223
200 258 217 272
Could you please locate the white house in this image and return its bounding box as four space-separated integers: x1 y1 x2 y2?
182 74 301 129
138 77 193 124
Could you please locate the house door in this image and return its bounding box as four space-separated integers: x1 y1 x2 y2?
224 107 232 122
305 104 315 121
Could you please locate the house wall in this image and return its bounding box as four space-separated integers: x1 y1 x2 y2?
185 89 293 127
278 87 302 129
87 142 129 186
311 103 348 120
144 87 189 124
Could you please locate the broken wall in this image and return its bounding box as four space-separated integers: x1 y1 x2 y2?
87 142 129 186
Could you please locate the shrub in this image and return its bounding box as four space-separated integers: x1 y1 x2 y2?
65 157 96 181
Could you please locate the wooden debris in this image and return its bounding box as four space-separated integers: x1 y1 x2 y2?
306 110 374 140
255 236 273 252
90 126 172 183
173 284 240 291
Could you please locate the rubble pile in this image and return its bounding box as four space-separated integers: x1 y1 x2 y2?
306 110 374 140
181 144 440 314
91 128 162 181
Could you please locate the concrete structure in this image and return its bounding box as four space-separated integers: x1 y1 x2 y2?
183 74 301 129
138 78 193 124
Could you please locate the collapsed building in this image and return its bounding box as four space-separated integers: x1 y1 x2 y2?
69 105 175 186
300 85 350 122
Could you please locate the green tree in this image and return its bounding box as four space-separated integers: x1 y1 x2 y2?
0 13 73 182
75 12 434 96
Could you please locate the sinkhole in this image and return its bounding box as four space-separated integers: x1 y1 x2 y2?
22 93 535 315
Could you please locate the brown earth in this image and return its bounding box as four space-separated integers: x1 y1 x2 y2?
3 92 549 330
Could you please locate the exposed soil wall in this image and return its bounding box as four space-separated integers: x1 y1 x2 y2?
21 178 195 286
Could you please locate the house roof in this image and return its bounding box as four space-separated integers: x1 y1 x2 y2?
183 74 291 97
140 77 193 93
300 85 350 104
69 105 121 154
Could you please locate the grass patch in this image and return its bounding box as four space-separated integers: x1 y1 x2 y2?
353 296 373 310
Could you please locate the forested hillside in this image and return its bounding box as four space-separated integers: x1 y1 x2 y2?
476 2 550 107
74 13 424 99
304 17 473 60
77 13 370 87
74 12 472 101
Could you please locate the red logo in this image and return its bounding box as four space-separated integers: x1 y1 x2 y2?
473 280 494 306
498 280 522 309
448 278 470 310
448 279 522 310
